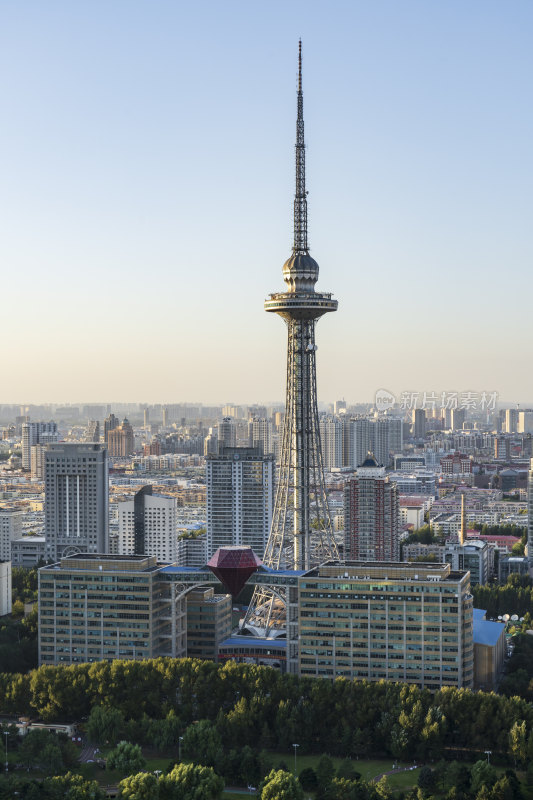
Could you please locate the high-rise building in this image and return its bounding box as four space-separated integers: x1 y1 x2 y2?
412 408 426 439
118 486 178 563
505 408 519 434
22 422 58 471
143 407 150 428
344 455 399 561
108 418 134 457
319 415 343 470
343 416 372 468
44 443 109 560
217 417 237 448
203 428 218 456
103 413 119 444
31 444 47 479
0 561 12 617
518 410 533 434
87 420 100 443
451 408 466 431
206 446 274 559
372 417 403 468
248 417 273 456
245 44 339 638
0 509 23 561
528 458 533 566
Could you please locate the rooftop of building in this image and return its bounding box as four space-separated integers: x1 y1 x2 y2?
473 608 506 647
42 553 161 573
305 560 467 583
218 636 287 650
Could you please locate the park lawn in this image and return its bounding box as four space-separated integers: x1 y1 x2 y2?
269 752 418 783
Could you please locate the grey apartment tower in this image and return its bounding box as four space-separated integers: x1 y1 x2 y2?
45 443 109 560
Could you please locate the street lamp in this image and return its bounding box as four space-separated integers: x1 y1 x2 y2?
4 731 8 772
179 736 184 761
485 750 492 764
154 769 162 779
292 743 299 775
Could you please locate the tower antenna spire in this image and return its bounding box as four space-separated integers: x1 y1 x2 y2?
294 39 307 254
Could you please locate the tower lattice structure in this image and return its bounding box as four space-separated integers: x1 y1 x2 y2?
244 42 339 637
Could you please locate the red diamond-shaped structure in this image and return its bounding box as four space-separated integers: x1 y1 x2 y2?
207 546 262 596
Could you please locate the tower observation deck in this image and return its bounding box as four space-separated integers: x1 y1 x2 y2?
243 42 339 638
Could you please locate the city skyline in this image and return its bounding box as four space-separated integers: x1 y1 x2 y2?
2 1 533 402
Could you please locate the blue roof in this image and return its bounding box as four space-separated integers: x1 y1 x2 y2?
260 566 307 576
160 565 210 574
473 614 505 647
219 637 287 650
473 608 487 622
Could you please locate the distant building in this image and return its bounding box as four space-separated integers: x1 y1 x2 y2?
177 533 207 567
248 418 273 457
412 409 426 439
440 453 472 474
402 543 445 562
45 443 109 561
450 408 466 431
108 419 134 457
217 418 236 449
394 455 426 471
344 455 399 561
0 509 23 561
518 410 533 434
527 458 533 566
444 539 492 585
11 535 46 568
505 408 519 434
320 415 343 470
118 486 177 562
186 588 232 660
87 420 100 443
499 555 530 583
22 422 58 471
0 561 12 617
104 413 119 444
206 446 274 559
30 444 47 479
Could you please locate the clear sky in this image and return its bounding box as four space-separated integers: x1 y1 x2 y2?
2 1 532 406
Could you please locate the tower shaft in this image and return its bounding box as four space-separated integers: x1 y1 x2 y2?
243 42 338 639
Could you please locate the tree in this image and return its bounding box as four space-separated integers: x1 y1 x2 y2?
43 772 107 799
160 763 224 800
470 760 497 796
316 754 335 796
260 769 303 800
509 720 527 766
87 705 125 745
299 767 318 791
118 771 160 800
417 766 436 792
181 719 222 767
107 741 146 773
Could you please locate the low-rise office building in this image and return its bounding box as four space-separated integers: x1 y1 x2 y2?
186 587 232 660
38 554 186 666
298 561 474 689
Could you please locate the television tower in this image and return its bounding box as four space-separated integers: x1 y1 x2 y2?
244 42 339 637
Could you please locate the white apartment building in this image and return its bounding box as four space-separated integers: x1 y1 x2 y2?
0 561 12 617
177 533 207 567
206 446 274 559
118 488 177 563
22 422 58 471
320 415 343 470
0 508 23 561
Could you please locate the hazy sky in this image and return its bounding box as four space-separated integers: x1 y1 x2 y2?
2 1 532 405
